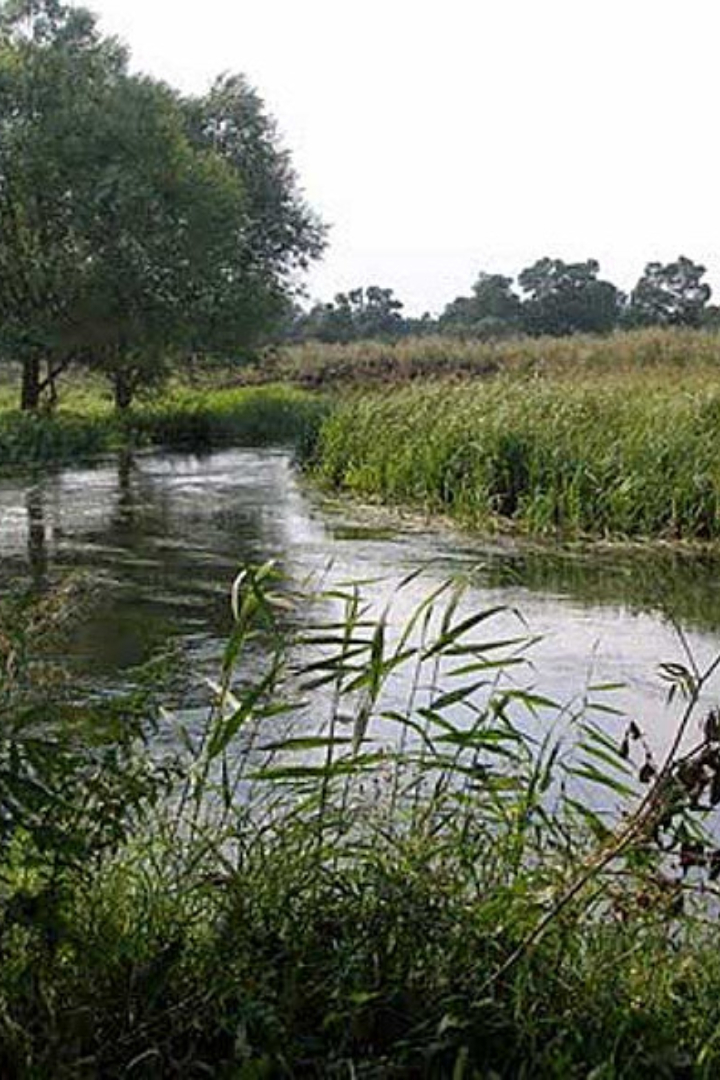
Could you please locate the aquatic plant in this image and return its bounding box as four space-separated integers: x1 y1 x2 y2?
3 567 720 1075
310 378 720 540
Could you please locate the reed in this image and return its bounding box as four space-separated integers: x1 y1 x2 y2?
2 568 720 1075
0 385 326 469
268 326 720 387
310 376 720 540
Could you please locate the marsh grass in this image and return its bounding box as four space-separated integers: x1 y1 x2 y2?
3 567 720 1075
310 377 720 541
267 326 720 388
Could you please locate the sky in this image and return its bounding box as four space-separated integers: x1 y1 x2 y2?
88 0 720 316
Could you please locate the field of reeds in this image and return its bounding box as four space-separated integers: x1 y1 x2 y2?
263 327 720 388
0 384 327 469
309 371 720 541
4 567 720 1076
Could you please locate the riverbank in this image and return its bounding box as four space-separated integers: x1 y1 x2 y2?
7 357 720 546
3 568 720 1077
309 372 720 542
0 384 327 469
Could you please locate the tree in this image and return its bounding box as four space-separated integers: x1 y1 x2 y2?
75 76 249 409
0 5 327 410
626 257 711 328
183 74 326 343
297 296 355 343
440 272 521 336
0 0 128 408
295 286 406 342
518 258 622 336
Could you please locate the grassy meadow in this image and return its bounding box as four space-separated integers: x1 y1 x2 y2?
265 326 720 387
5 328 720 541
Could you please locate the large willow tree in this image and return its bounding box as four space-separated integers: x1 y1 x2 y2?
0 0 326 410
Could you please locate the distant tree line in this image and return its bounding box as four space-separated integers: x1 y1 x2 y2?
1 1 716 412
286 256 718 343
0 0 326 410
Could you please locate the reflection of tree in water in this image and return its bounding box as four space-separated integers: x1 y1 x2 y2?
116 448 135 524
57 450 302 680
7 446 720 709
26 485 47 590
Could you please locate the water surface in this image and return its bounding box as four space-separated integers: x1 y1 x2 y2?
3 447 720 755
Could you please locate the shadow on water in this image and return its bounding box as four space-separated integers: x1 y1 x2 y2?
461 545 720 634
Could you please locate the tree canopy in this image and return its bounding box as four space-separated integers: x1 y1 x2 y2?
295 286 406 342
0 2 716 392
439 273 522 337
293 257 713 345
517 258 623 336
626 257 711 328
0 0 326 408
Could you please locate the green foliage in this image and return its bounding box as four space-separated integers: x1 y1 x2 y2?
628 256 712 328
0 410 110 465
298 285 408 343
440 271 523 337
518 257 623 336
127 385 329 450
2 568 720 1075
0 2 326 411
290 257 716 347
186 73 326 285
75 74 250 410
0 580 174 884
309 373 720 540
0 385 326 467
0 0 128 407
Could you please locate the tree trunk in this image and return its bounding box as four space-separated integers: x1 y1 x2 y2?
114 372 134 411
21 354 41 411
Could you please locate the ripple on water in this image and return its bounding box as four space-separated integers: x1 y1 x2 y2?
3 446 720 761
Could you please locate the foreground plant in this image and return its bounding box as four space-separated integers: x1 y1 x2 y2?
2 568 720 1077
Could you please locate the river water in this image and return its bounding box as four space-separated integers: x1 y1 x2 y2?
3 446 720 757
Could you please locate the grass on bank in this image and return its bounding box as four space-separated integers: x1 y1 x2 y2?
4 567 720 1076
265 327 720 388
6 326 720 543
0 384 328 468
309 375 720 542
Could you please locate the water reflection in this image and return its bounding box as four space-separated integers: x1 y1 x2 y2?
116 447 135 524
26 484 48 589
1 447 720 754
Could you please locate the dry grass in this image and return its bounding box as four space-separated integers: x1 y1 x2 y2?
263 326 720 388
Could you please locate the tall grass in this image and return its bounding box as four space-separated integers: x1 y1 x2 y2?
129 384 328 449
267 326 720 387
0 385 326 469
3 568 720 1075
310 377 720 540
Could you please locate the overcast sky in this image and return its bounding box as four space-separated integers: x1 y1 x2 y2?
88 0 719 315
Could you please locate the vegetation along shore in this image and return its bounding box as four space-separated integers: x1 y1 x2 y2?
7 328 720 545
3 566 720 1076
5 0 720 1076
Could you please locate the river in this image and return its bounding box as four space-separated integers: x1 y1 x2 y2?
2 446 720 758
